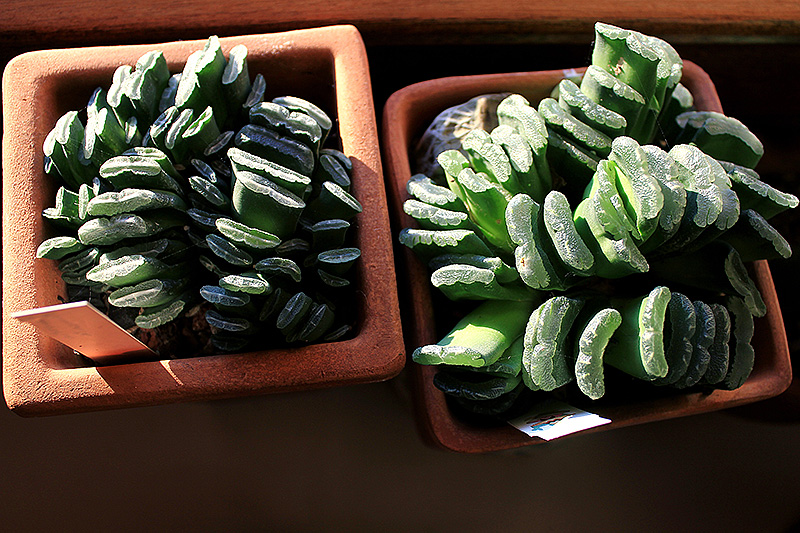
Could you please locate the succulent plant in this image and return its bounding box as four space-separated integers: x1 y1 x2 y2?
400 22 798 417
36 36 362 357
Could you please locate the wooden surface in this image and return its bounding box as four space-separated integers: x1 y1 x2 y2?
1 381 800 531
2 0 800 50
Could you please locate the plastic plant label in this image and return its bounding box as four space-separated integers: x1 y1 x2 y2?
11 301 156 364
506 399 611 440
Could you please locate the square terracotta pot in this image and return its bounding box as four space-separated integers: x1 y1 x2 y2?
3 25 405 416
382 61 793 453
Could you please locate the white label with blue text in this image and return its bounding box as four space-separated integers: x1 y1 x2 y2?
507 400 611 441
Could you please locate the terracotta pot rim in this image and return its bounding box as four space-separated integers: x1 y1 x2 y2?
3 25 405 416
382 61 793 453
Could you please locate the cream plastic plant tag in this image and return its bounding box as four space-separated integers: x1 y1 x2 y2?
11 301 156 364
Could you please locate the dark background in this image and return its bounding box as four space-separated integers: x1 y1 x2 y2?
2 19 800 532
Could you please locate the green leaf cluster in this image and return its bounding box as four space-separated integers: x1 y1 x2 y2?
37 37 362 357
400 22 797 415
